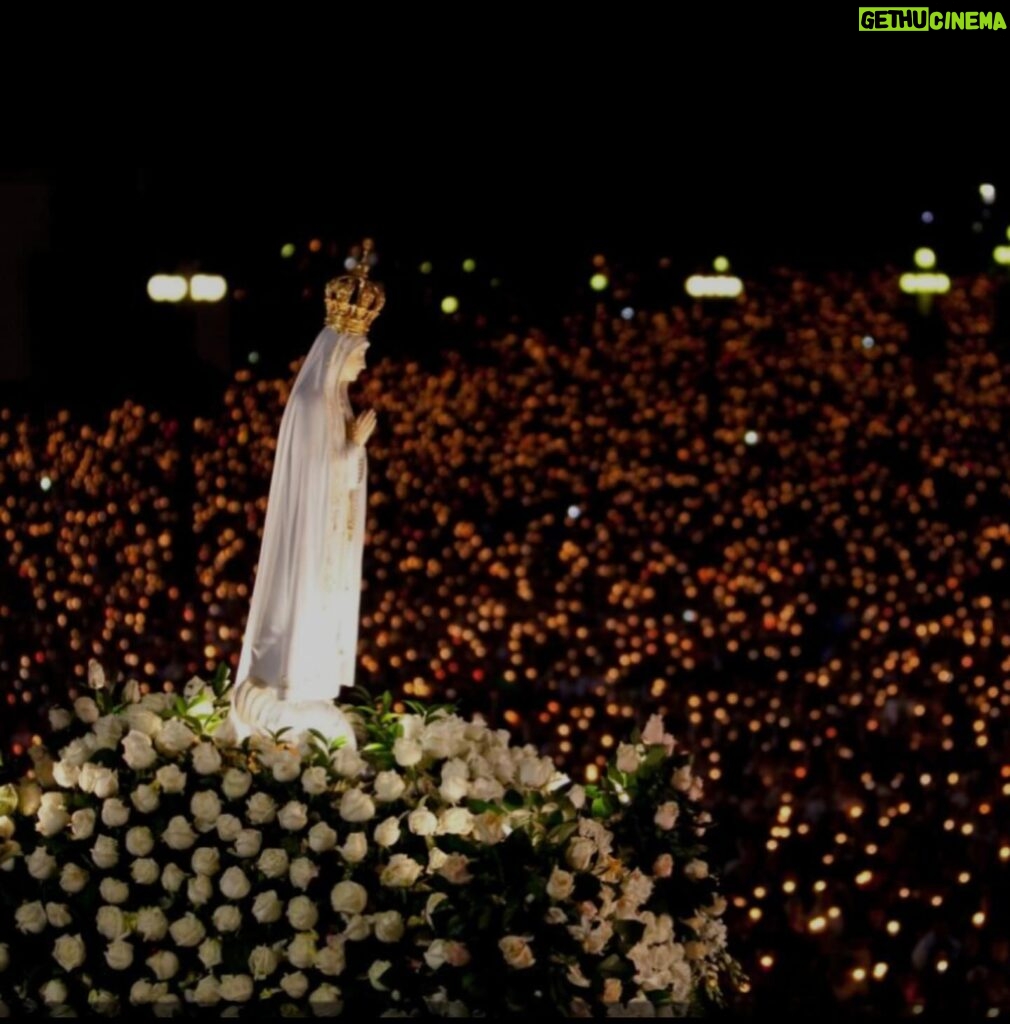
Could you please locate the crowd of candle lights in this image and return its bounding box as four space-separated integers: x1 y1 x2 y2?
2 262 1010 1015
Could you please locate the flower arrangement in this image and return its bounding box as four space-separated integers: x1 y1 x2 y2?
0 663 745 1016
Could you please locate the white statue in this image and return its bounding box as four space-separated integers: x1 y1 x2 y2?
225 243 384 748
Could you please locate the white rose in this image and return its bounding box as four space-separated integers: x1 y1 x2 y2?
257 848 289 879
18 781 42 816
616 743 642 774
220 866 251 900
125 826 155 857
121 730 157 771
344 914 371 942
339 832 368 863
36 794 69 837
76 761 100 792
162 816 197 850
518 757 553 789
87 659 106 690
198 937 222 969
367 959 390 989
124 705 162 736
547 867 575 901
190 790 222 827
672 765 693 792
331 746 366 778
41 979 68 1006
499 935 535 969
310 982 343 1013
289 857 320 890
52 933 86 971
392 737 423 767
131 858 160 885
252 890 284 924
286 895 319 931
60 862 90 893
245 792 277 825
308 821 337 853
286 932 317 970
330 881 368 915
156 764 187 794
52 760 81 789
169 913 206 947
161 862 186 892
123 679 142 704
271 751 301 783
101 798 130 829
91 835 119 870
15 901 47 934
130 784 160 814
374 771 406 802
99 877 130 904
45 902 72 928
155 719 197 756
216 813 243 842
566 837 595 872
92 768 119 800
191 975 221 1006
129 980 168 1005
373 910 404 943
278 801 308 831
405 806 436 839
191 847 220 876
380 853 422 888
232 829 262 859
374 816 401 848
316 942 346 978
191 742 222 775
49 708 73 731
685 858 709 881
221 769 252 800
301 766 329 795
438 807 474 836
97 905 128 940
653 853 674 878
136 907 168 942
248 945 279 980
212 904 242 933
219 974 254 1003
187 874 214 906
93 715 124 751
339 788 375 823
568 784 586 810
74 696 99 724
146 950 180 981
437 852 472 885
654 801 680 831
26 846 57 880
105 939 134 971
141 691 173 713
184 676 207 700
60 737 95 768
280 972 309 999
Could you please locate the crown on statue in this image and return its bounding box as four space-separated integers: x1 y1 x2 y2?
324 239 385 337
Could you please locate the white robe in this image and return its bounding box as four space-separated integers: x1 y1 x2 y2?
236 327 367 703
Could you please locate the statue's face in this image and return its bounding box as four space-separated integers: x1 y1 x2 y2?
343 342 369 381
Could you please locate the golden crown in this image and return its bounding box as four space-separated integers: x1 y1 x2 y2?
324 239 386 336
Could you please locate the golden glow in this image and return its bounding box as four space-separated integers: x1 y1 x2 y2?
147 274 187 302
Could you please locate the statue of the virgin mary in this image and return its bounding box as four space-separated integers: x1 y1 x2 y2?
225 243 384 748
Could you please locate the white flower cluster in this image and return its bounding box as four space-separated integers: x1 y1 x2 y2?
0 677 741 1017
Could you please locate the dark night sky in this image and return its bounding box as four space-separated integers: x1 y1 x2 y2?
1 19 1006 401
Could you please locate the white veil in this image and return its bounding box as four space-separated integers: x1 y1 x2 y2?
236 326 368 703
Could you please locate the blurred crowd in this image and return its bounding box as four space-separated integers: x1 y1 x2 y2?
2 264 1010 1016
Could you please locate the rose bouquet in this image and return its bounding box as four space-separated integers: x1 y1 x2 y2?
0 663 744 1016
